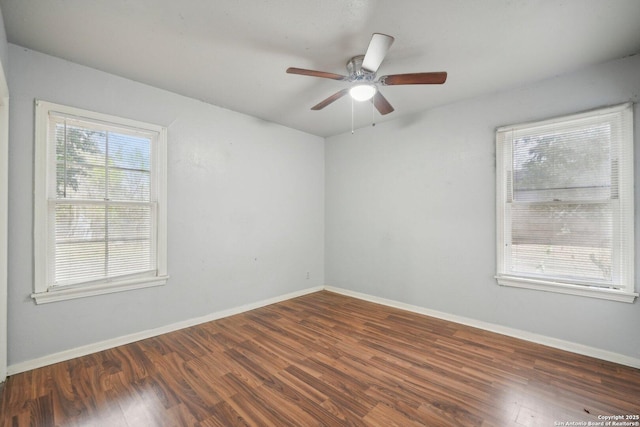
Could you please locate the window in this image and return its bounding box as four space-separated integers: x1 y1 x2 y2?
33 101 168 304
496 103 635 302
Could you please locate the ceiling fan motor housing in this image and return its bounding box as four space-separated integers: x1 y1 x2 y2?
346 55 376 83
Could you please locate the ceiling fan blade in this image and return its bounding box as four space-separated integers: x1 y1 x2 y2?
372 91 394 115
362 33 395 73
286 67 348 81
311 89 350 110
378 72 447 85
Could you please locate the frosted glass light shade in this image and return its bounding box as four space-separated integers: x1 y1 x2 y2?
349 84 376 101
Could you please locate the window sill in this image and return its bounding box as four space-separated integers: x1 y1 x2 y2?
31 275 169 304
496 275 637 303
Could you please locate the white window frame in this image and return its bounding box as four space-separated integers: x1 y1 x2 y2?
33 100 168 304
496 103 636 303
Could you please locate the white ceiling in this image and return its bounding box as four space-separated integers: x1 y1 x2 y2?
1 0 639 137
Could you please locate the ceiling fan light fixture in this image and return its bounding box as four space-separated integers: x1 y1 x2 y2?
349 84 376 101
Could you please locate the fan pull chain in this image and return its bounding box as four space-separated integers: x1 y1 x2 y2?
351 97 355 134
372 100 376 127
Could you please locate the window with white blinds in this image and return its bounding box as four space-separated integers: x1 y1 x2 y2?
34 101 168 304
496 103 636 302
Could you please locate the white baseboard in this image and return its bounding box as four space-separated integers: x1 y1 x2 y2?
325 286 640 370
7 286 323 375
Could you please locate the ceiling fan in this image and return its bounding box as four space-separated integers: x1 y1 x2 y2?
286 33 447 115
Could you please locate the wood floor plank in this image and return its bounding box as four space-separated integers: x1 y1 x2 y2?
199 400 249 427
2 291 639 426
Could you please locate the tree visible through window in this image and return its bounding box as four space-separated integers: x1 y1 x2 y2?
54 118 154 285
511 126 612 281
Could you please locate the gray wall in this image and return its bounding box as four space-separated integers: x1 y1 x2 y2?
325 54 640 360
7 45 325 365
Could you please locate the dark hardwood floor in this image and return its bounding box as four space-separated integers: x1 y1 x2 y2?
1 291 639 426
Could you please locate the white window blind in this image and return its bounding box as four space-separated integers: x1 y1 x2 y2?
34 101 168 303
496 103 635 302
51 113 157 286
